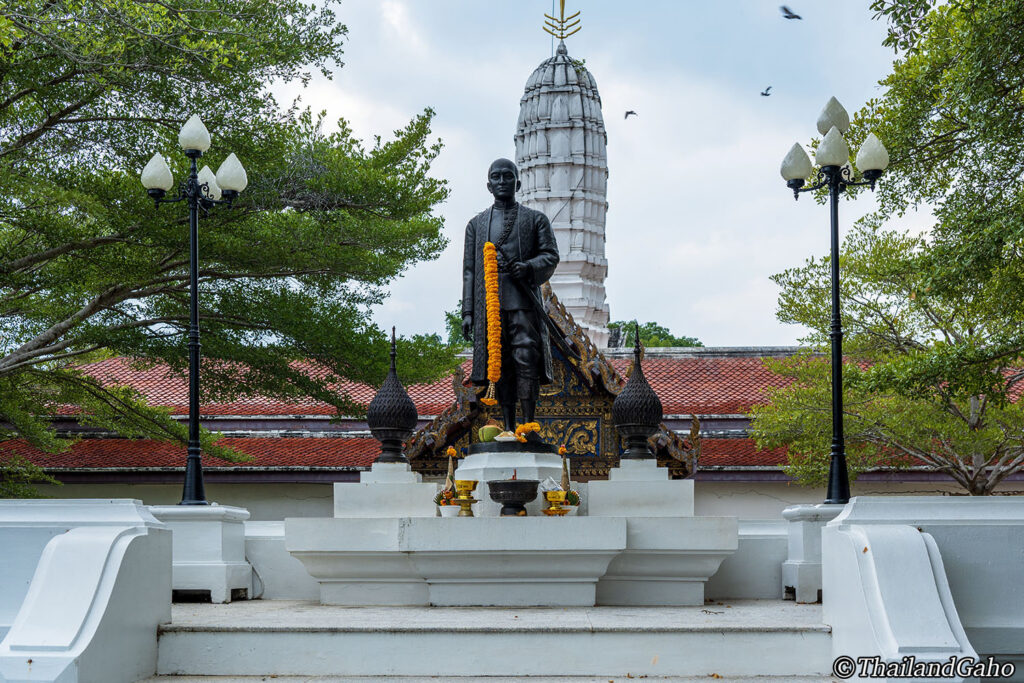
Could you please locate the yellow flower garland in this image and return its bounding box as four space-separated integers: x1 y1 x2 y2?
481 241 501 406
514 422 541 443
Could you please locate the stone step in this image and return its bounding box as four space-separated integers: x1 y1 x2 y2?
142 677 835 682
155 600 832 680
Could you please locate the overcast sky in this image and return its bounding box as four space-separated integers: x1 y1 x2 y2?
275 1 921 347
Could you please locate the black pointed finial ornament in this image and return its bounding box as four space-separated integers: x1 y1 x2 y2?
611 323 663 460
366 327 419 464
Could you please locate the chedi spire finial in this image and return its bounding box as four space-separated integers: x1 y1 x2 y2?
543 0 581 40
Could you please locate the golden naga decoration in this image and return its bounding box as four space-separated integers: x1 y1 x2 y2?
481 241 501 405
543 0 581 40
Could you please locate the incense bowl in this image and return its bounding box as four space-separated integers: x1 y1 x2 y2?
488 479 539 517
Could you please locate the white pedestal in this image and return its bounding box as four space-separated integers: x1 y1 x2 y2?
149 504 251 603
781 503 844 603
333 462 438 518
409 518 625 606
588 461 694 517
608 459 669 481
286 516 626 607
285 518 427 606
596 517 738 606
455 449 562 517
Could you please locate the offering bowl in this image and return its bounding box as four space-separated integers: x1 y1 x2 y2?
488 479 539 516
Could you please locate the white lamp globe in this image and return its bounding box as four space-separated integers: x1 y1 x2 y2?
178 114 211 153
856 133 890 172
141 153 174 191
215 153 248 193
197 165 222 201
816 96 850 135
780 143 813 182
816 126 850 168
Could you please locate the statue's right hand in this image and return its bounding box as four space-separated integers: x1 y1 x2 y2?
462 314 473 342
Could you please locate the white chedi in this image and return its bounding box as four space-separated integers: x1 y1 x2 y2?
216 152 248 192
816 126 850 168
140 153 174 191
197 165 222 201
178 114 211 153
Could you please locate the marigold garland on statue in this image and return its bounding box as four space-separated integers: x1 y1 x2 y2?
514 421 541 443
481 241 502 405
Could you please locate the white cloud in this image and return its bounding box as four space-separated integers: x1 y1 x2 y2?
267 0 900 347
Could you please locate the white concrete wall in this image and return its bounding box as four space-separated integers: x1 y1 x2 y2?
705 520 787 600
244 521 319 600
824 496 1024 677
691 480 1013 519
38 482 334 521
39 478 1023 526
0 500 171 683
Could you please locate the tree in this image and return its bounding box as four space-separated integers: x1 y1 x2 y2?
841 0 1024 394
607 320 703 348
750 226 1024 495
444 302 467 349
751 0 1024 495
0 1 456 487
0 454 59 498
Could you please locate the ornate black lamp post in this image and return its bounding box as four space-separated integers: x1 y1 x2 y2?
780 97 889 505
612 323 664 460
140 115 248 505
366 327 419 463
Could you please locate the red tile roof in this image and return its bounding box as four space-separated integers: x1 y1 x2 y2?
4 436 781 470
608 356 790 415
12 352 800 472
3 437 378 470
71 357 465 417
699 438 788 467
72 355 788 418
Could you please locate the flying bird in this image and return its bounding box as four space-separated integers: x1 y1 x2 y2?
761 86 772 97
780 5 802 19
624 110 637 119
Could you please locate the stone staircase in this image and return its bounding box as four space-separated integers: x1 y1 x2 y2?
142 600 833 681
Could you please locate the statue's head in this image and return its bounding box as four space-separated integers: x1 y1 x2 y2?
486 158 520 202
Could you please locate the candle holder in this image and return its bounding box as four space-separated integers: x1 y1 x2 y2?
454 479 479 517
543 490 568 516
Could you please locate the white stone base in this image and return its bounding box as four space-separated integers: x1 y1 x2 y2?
588 463 694 517
781 503 844 603
608 458 668 481
287 516 626 607
333 463 438 518
285 518 425 606
360 461 422 483
454 450 562 517
154 600 833 679
149 504 251 603
596 517 738 606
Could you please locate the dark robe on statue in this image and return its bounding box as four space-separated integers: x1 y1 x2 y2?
462 202 559 388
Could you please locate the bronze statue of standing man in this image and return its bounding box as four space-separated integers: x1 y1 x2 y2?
462 158 559 430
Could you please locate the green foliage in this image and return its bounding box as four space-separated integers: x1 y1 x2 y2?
608 320 703 348
753 224 1024 495
847 0 1024 392
445 302 467 349
755 0 1024 495
0 1 456 464
0 454 59 498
